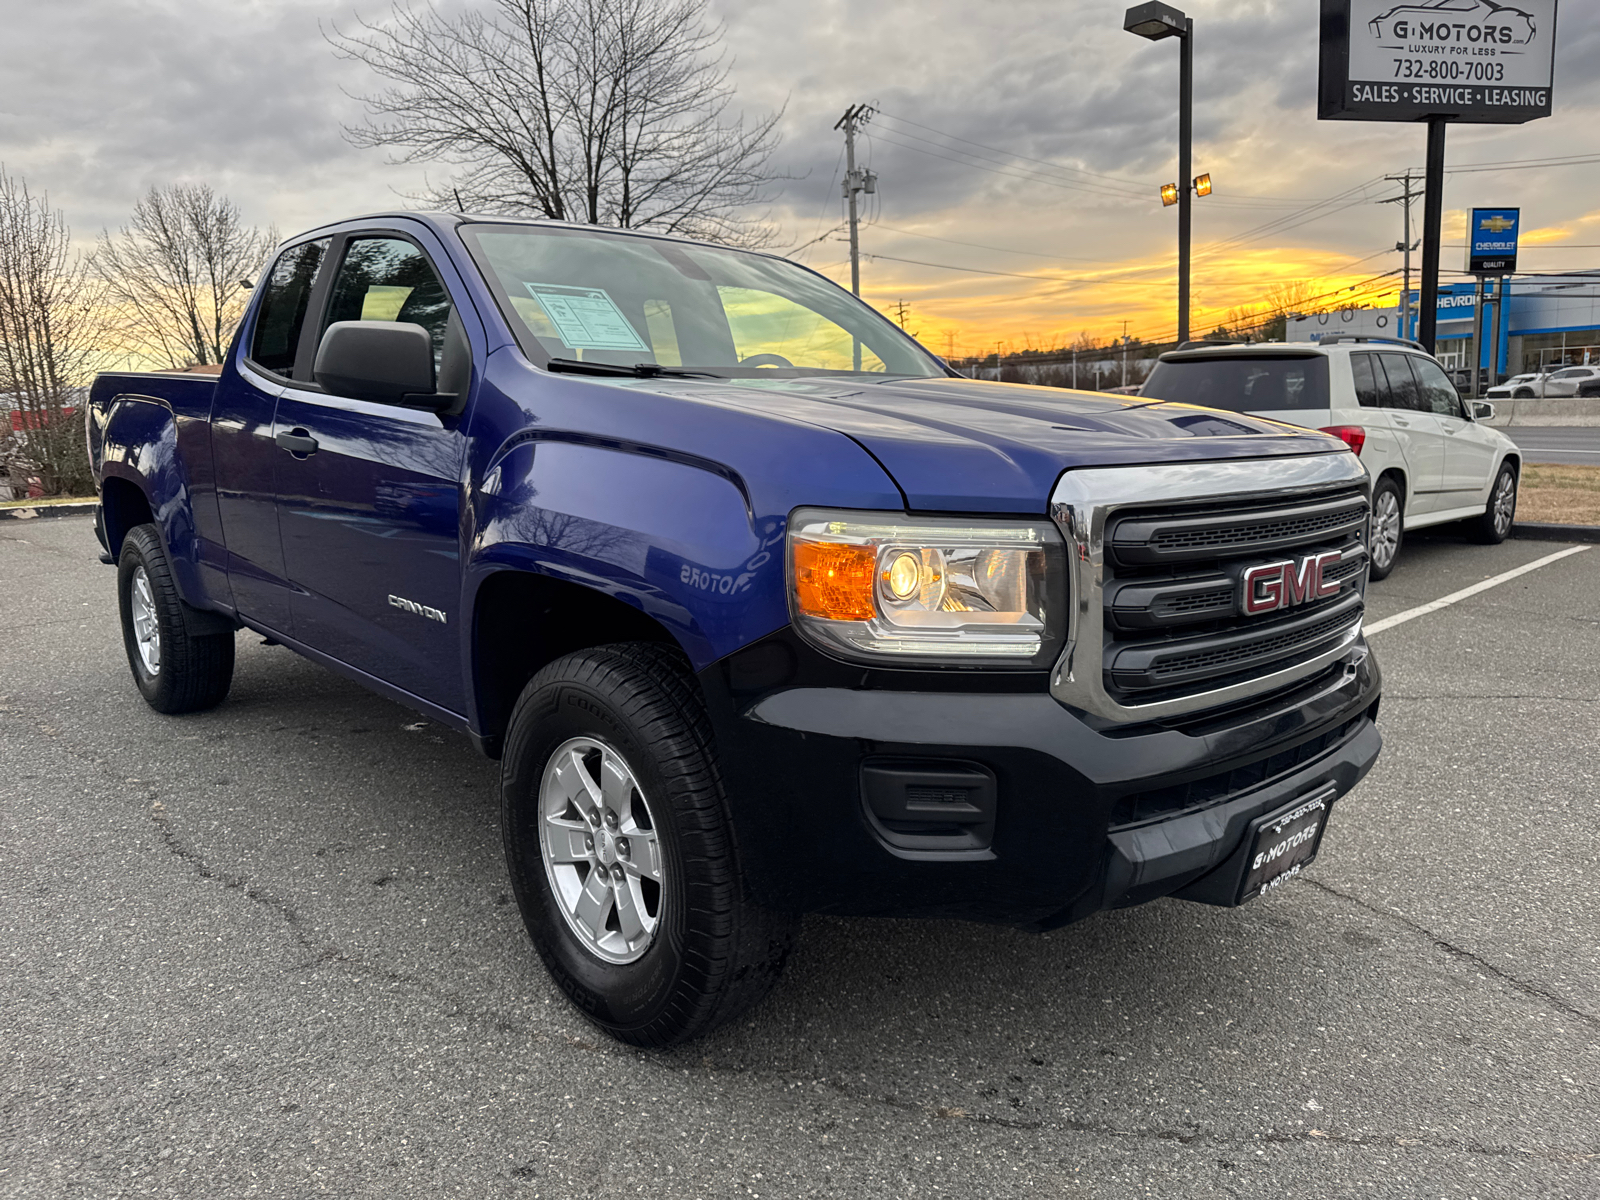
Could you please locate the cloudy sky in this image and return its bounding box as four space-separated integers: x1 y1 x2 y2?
4 0 1597 355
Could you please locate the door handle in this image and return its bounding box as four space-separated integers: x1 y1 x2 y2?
275 428 319 457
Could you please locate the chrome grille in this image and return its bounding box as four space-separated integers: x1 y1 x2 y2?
1050 455 1371 722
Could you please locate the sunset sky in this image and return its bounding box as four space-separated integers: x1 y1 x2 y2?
3 0 1598 357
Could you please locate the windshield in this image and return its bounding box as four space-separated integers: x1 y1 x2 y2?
459 223 944 380
1140 355 1330 412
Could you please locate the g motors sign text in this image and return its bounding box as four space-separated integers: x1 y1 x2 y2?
1319 0 1558 124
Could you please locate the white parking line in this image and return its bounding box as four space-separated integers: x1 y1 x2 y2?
1365 545 1591 636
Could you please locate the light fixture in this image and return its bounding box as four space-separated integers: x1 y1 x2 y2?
1124 1 1186 39
1194 173 1212 196
1160 183 1179 207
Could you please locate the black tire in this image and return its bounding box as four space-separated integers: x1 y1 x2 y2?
1368 476 1404 581
1469 462 1518 545
501 642 795 1046
117 523 235 714
1513 387 1535 399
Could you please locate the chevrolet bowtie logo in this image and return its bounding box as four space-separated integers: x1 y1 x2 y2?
1480 216 1515 233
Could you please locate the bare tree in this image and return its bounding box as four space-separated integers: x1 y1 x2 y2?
0 168 100 497
330 0 785 245
92 184 275 369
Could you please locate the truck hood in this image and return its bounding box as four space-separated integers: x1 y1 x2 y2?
647 374 1349 513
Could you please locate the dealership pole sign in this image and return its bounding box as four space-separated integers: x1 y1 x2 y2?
1467 207 1519 273
1319 0 1558 124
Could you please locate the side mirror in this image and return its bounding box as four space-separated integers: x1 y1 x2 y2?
314 320 436 404
1473 401 1495 421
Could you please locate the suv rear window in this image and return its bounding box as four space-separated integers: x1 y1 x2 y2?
1140 355 1329 412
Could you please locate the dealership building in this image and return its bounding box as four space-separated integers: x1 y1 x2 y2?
1287 271 1600 377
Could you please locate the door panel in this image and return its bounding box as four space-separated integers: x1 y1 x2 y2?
1411 356 1497 497
211 238 330 631
273 390 465 710
1375 353 1445 515
211 369 290 628
272 233 469 713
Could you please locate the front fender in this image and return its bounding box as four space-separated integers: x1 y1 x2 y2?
466 438 789 670
96 395 204 604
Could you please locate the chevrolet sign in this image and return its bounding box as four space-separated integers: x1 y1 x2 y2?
1468 206 1520 274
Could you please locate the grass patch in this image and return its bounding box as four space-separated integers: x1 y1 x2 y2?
0 494 95 509
1519 464 1600 526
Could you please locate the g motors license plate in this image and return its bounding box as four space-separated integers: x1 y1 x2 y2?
1238 787 1335 903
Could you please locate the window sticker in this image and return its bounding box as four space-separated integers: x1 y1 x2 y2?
522 282 648 352
361 285 414 321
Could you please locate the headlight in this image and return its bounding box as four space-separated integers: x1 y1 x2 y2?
787 508 1067 667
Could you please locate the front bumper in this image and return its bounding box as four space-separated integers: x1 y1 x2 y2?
700 631 1381 928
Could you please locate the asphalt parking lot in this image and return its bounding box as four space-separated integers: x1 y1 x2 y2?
2 515 1597 1199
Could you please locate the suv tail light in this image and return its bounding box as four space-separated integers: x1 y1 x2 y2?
1320 425 1366 456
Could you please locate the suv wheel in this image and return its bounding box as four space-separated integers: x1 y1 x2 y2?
1470 463 1517 544
501 643 796 1046
117 524 235 713
1368 478 1404 581
1513 387 1535 399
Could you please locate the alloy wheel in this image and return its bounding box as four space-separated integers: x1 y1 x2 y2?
1492 471 1517 538
1370 491 1401 574
537 737 664 965
130 565 161 676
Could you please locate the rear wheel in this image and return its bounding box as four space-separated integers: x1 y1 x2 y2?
1470 463 1518 544
501 643 795 1046
117 524 235 713
1368 478 1404 581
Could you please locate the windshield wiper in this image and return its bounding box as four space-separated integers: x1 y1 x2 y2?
545 357 721 379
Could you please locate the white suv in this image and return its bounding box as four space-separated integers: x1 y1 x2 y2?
1140 338 1521 579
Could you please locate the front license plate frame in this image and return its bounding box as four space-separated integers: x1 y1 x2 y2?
1237 786 1335 903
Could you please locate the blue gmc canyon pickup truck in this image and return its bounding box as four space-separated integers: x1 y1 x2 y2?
89 211 1382 1045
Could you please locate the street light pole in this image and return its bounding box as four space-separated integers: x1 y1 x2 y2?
1177 15 1192 347
1125 3 1196 346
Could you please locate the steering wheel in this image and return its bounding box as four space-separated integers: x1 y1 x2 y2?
740 353 793 368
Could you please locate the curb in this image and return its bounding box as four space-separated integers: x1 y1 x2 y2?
0 500 97 522
1513 521 1600 545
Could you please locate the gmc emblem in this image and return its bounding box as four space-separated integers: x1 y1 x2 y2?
1239 551 1343 616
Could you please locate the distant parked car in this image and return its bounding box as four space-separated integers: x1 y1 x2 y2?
1486 372 1551 400
1141 337 1521 581
1540 365 1600 397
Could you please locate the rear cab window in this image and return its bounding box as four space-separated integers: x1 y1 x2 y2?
249 239 330 377
1140 354 1330 412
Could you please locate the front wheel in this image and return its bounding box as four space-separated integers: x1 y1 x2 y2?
1470 463 1518 544
500 643 795 1046
1368 478 1404 581
117 524 235 713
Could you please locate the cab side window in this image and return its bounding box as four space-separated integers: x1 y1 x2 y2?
322 237 454 373
1375 353 1422 412
249 239 329 376
1351 352 1384 408
1410 357 1465 418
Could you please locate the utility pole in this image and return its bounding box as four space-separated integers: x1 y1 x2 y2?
890 299 912 330
1121 321 1130 387
834 105 877 299
1382 172 1422 340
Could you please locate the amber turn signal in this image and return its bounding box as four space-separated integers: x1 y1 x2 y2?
792 540 877 621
